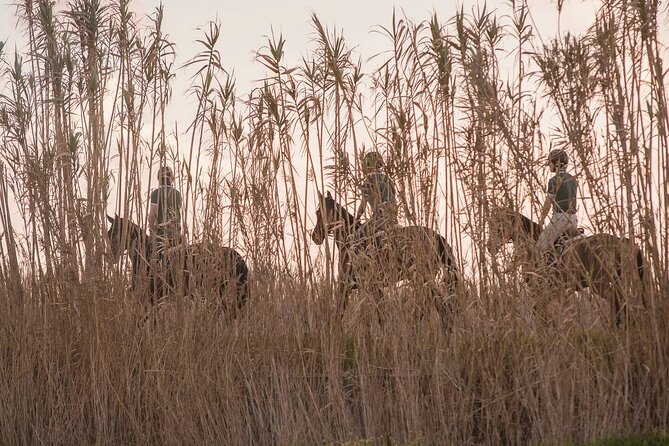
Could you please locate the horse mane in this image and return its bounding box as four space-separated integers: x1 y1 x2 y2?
111 215 151 259
495 206 542 242
118 217 147 241
327 196 359 230
516 212 542 241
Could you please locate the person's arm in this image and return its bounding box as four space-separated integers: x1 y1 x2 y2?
356 176 371 220
356 196 367 221
176 190 185 234
149 190 158 232
176 190 183 219
149 205 157 230
539 196 552 224
539 177 555 223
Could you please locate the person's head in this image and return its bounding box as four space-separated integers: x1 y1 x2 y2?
158 165 174 185
362 151 384 173
547 149 569 172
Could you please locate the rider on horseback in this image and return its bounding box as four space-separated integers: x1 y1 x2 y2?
354 151 398 247
149 165 183 257
537 148 579 262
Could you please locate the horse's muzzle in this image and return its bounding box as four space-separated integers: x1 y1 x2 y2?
311 229 324 245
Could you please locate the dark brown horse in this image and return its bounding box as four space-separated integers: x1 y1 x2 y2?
106 214 249 314
311 191 460 322
489 207 647 326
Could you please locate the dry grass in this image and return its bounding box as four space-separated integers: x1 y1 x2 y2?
0 0 667 444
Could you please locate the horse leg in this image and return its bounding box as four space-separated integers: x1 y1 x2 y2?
223 276 249 320
336 255 357 320
232 253 250 315
592 279 625 328
611 278 628 328
372 287 385 326
608 281 625 328
236 279 248 313
136 275 158 329
529 284 556 327
430 284 452 331
424 269 455 331
335 278 354 320
214 279 232 318
148 265 162 307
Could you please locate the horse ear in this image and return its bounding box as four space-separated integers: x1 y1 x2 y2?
326 191 332 199
107 214 115 224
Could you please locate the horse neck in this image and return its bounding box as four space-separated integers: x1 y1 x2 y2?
331 206 359 246
516 213 542 242
128 227 151 271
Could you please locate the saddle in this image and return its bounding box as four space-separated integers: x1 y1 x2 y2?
154 235 186 270
349 227 396 264
548 227 585 263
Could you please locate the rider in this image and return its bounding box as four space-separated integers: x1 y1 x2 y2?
355 151 398 244
149 165 183 257
537 148 578 262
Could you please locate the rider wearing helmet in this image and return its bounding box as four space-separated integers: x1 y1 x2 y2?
537 148 578 257
355 151 398 239
149 165 183 254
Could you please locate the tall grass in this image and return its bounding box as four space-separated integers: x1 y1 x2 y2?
0 0 667 444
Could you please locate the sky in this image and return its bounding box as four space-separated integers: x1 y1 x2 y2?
140 0 601 128
0 0 602 113
0 0 603 143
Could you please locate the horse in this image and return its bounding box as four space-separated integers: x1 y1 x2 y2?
310 191 460 323
106 214 249 314
488 207 647 326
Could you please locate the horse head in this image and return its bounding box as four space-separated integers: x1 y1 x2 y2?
487 205 542 254
106 214 124 261
106 214 145 261
311 191 357 245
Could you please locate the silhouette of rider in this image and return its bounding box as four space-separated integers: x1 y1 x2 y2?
537 148 579 263
149 165 183 257
354 151 398 247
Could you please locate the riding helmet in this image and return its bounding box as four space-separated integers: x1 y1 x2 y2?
158 165 174 183
363 151 384 170
547 149 569 167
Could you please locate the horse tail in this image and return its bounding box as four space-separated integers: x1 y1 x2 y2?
636 247 647 305
234 250 250 310
636 248 645 284
437 233 459 287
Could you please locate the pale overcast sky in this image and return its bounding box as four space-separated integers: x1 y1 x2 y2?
0 0 605 137
1 0 602 96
